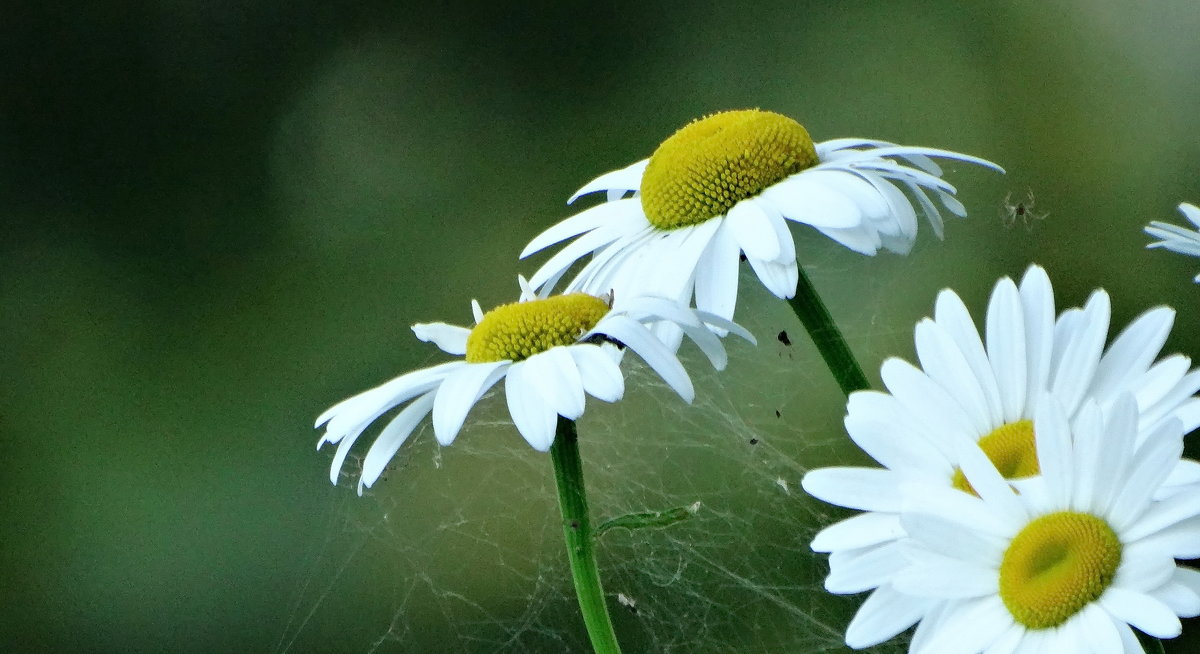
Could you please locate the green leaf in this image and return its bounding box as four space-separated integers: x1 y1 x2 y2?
595 501 702 539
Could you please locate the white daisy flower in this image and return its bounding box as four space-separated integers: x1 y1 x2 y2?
1145 202 1200 282
872 395 1200 652
800 265 1200 646
520 109 1003 329
314 279 753 494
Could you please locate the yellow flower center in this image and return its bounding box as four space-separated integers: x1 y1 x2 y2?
951 420 1038 494
465 294 611 363
639 109 819 230
999 511 1122 629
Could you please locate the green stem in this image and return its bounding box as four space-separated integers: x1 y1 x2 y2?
786 265 871 396
550 417 622 654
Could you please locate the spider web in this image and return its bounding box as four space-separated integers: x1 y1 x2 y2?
272 257 921 654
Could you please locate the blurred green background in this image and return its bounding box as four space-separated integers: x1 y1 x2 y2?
4 1 1200 652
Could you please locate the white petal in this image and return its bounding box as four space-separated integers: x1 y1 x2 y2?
1098 587 1182 638
410 322 471 355
1108 429 1184 531
844 397 953 476
744 255 797 299
901 511 1007 566
567 159 648 204
527 203 645 290
504 362 558 451
985 277 1028 423
813 222 881 255
693 221 742 322
1140 372 1200 435
315 361 465 431
844 584 930 649
1114 540 1177 592
1150 579 1200 618
880 358 978 450
1049 290 1111 414
934 288 1004 427
982 623 1025 654
1019 265 1056 412
1136 515 1200 559
521 197 641 259
906 178 947 240
1071 401 1108 511
592 314 694 403
1033 396 1074 508
569 344 624 403
892 555 997 598
358 392 437 494
801 467 903 512
1074 603 1125 654
810 512 904 552
1122 487 1200 542
691 309 756 344
763 172 864 228
915 595 1012 654
1086 395 1137 516
748 195 798 262
953 435 1030 528
1114 621 1146 654
825 541 906 593
1160 458 1200 494
726 199 782 262
904 480 1011 539
915 318 992 436
1089 307 1174 403
524 347 587 421
1153 567 1200 618
431 361 509 446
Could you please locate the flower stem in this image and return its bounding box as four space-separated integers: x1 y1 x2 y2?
786 266 871 396
550 417 622 654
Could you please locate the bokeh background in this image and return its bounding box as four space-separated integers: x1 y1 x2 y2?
4 1 1200 652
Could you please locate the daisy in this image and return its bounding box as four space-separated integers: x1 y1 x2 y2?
1145 202 1200 282
519 109 1003 327
873 395 1200 652
800 265 1200 643
314 279 753 494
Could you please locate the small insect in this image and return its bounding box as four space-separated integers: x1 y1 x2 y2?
617 593 638 614
1001 189 1049 229
777 330 791 346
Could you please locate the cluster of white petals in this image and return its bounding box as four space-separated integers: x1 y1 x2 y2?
522 140 1002 332
1146 202 1200 282
804 266 1200 652
315 280 752 494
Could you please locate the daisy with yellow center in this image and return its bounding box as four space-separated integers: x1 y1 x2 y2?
520 109 1003 332
315 278 753 495
800 265 1200 646
879 396 1200 652
1145 202 1200 282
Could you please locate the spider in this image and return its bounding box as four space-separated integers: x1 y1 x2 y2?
1001 189 1049 229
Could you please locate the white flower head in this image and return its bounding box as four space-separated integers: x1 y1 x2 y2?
859 395 1200 652
520 109 1004 331
1145 202 1200 282
314 278 754 494
801 265 1200 644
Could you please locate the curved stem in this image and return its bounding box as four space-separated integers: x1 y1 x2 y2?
786 266 871 396
550 417 622 654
